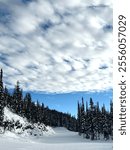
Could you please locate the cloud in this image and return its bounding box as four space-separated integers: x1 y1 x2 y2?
0 0 113 93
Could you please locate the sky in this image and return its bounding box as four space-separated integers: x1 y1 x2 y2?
28 90 113 116
0 0 113 116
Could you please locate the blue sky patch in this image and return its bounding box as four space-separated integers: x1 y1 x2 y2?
99 64 108 70
103 24 113 32
40 21 53 31
0 5 11 24
21 0 35 4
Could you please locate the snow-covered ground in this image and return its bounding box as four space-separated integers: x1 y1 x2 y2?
0 127 112 150
0 108 112 150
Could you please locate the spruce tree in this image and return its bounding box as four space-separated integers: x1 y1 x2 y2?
81 97 85 135
89 98 95 140
85 101 90 138
77 101 81 135
109 100 113 139
24 93 32 122
95 102 101 139
12 81 23 114
4 86 10 107
101 104 109 139
0 69 4 126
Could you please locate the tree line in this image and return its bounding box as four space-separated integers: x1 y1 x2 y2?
77 97 113 140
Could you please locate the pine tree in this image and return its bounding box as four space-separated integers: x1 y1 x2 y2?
85 101 90 138
35 100 43 123
30 101 37 123
94 102 101 139
0 69 4 126
89 98 95 140
41 103 45 123
24 93 32 122
12 81 23 114
77 101 81 135
109 100 113 139
4 86 10 107
81 97 85 136
101 104 109 139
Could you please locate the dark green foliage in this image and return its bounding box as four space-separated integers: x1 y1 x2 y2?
77 97 113 140
0 69 4 126
12 81 23 115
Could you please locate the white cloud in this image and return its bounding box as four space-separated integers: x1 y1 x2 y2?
0 0 113 93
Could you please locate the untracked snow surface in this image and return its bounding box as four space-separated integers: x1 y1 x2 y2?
0 127 112 150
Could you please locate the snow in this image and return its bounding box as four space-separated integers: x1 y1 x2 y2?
3 107 55 136
0 127 112 150
0 108 112 150
4 107 26 124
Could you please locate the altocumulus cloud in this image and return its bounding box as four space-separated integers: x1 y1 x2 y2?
0 0 113 93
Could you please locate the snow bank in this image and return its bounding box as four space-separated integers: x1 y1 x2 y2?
4 107 26 125
2 107 55 137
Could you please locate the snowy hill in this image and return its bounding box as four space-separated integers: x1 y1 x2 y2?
1 107 55 137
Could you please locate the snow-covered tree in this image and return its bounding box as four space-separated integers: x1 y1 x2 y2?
77 97 113 140
12 81 23 114
0 69 4 126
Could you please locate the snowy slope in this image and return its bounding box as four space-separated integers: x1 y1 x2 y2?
3 107 55 136
4 107 26 124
